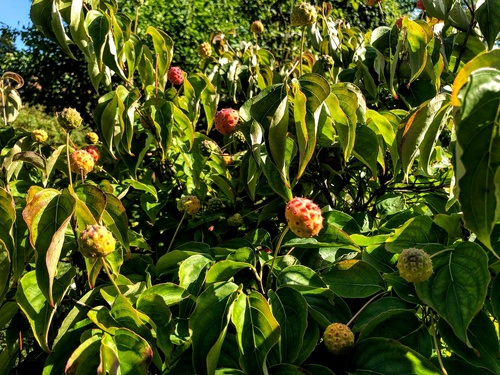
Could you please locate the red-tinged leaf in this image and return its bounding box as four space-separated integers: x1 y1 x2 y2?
22 188 76 307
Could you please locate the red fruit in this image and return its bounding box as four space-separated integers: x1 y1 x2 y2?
168 67 184 85
285 197 324 238
214 108 239 135
85 145 100 163
395 16 404 29
416 0 425 10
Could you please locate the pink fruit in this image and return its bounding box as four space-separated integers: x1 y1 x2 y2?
85 145 100 163
285 197 324 238
168 67 184 85
214 108 239 135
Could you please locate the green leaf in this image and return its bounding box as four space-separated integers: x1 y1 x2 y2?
454 68 500 251
75 184 107 225
0 188 15 303
99 333 120 375
397 94 452 177
353 125 379 177
268 287 308 365
350 337 441 374
403 18 429 84
137 282 191 307
190 282 239 375
322 260 385 298
277 265 326 289
205 260 254 286
146 26 173 89
385 215 448 254
357 309 432 358
415 242 490 346
85 10 109 69
64 333 102 374
476 0 500 50
102 192 129 258
438 310 500 374
113 328 153 374
294 74 330 180
353 296 409 332
231 291 281 375
22 188 76 307
16 267 76 353
491 273 500 321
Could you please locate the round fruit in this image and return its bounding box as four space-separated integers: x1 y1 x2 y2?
285 197 323 238
291 3 317 27
85 145 100 163
251 20 264 34
31 129 48 143
323 323 354 354
167 67 184 86
70 149 95 176
199 139 219 157
85 131 99 144
227 213 244 227
57 108 83 131
206 197 224 212
214 108 239 135
177 195 201 215
78 224 116 258
197 42 212 58
397 248 433 283
318 55 334 71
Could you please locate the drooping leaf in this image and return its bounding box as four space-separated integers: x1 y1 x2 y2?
415 242 490 346
190 282 239 375
454 68 500 251
16 267 76 353
231 291 281 375
22 188 76 307
438 310 500 374
268 286 308 365
476 0 500 50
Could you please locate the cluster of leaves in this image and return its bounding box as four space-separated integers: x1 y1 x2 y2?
0 0 500 374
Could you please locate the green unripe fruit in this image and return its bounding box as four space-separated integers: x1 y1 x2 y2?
31 129 48 143
206 197 224 212
397 248 433 283
57 108 83 131
227 213 244 227
318 55 334 71
291 3 317 27
323 323 354 354
78 224 116 258
199 139 219 157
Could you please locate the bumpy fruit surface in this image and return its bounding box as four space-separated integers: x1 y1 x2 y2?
206 197 224 212
214 108 239 135
197 42 212 58
177 195 201 215
167 67 184 85
323 323 354 354
85 145 100 163
199 139 219 157
57 107 83 131
251 20 264 34
233 130 246 144
78 224 116 258
291 3 317 27
85 131 99 144
31 129 48 143
397 248 433 283
70 149 95 176
285 197 323 238
227 213 244 227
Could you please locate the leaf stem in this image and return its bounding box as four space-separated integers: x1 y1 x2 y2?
66 132 73 187
431 314 448 375
346 291 387 327
299 26 306 76
266 226 290 290
101 257 122 296
167 211 187 253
